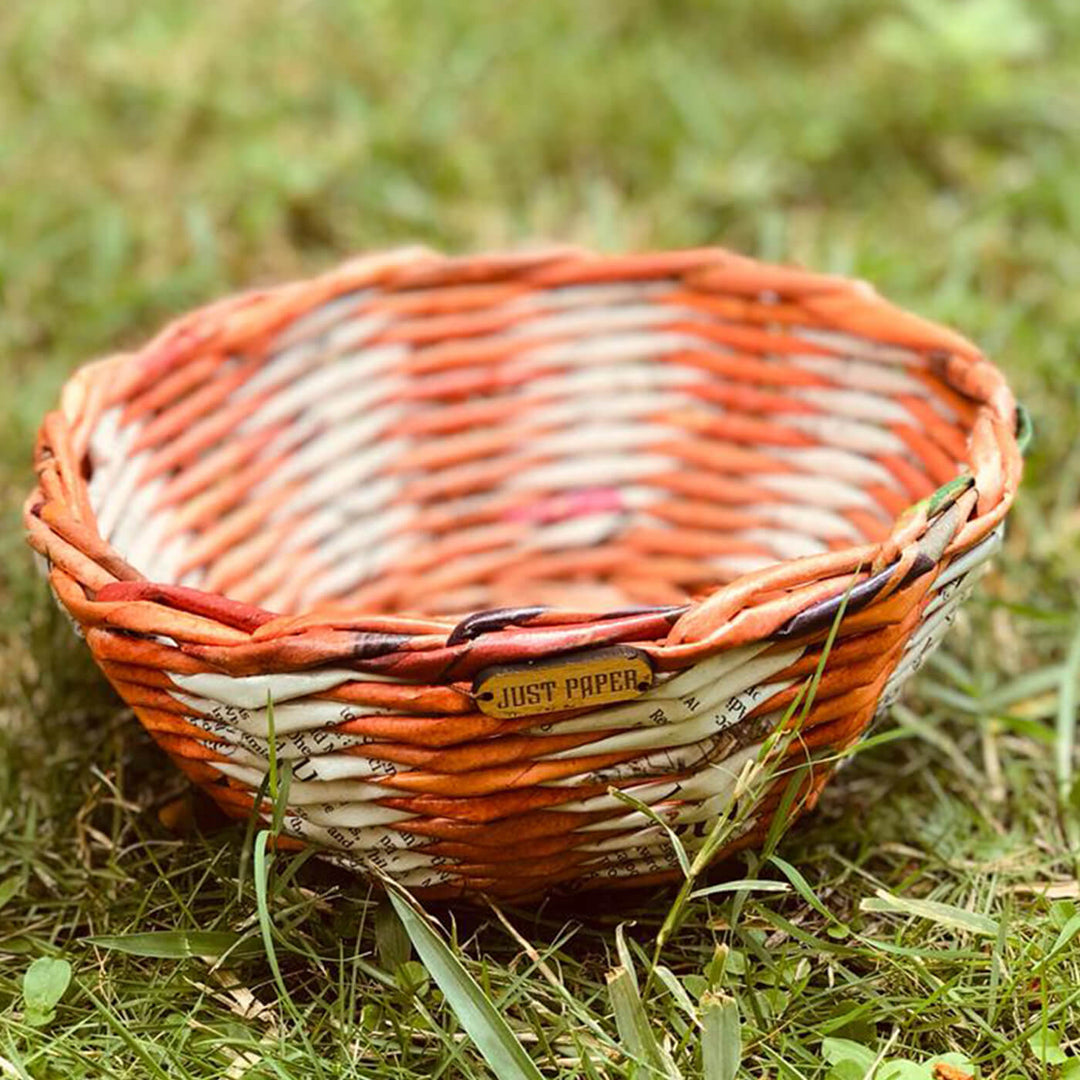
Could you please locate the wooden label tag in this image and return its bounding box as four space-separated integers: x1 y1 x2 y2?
473 645 654 719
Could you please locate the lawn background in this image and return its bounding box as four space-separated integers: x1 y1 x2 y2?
1 1 1079 1076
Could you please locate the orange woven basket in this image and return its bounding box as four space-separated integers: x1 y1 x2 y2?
25 246 1024 901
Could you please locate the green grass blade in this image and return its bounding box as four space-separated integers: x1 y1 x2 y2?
610 786 692 878
253 829 325 1077
1047 911 1080 960
652 964 699 1024
1056 621 1080 804
761 762 813 855
699 993 741 1080
374 898 412 972
614 922 640 995
254 830 289 998
0 877 18 912
86 930 262 960
606 965 683 1079
237 770 273 902
78 983 174 1080
769 855 842 924
690 879 791 900
387 888 544 1080
859 889 999 937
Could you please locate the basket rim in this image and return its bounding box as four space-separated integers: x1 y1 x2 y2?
24 245 1024 677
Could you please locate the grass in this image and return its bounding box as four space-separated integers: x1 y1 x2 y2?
2 0 1079 1075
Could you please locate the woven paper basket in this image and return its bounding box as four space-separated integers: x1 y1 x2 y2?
25 246 1024 902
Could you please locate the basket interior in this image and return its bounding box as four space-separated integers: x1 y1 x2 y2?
85 279 975 618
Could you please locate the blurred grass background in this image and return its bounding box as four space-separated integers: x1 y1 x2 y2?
1 1 1079 1076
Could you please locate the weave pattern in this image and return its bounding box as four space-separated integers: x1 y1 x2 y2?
25 246 1023 900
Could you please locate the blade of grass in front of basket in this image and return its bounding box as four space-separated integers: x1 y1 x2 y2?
387 888 544 1080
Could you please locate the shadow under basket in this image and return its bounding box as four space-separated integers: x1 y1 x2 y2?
25 246 1024 902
